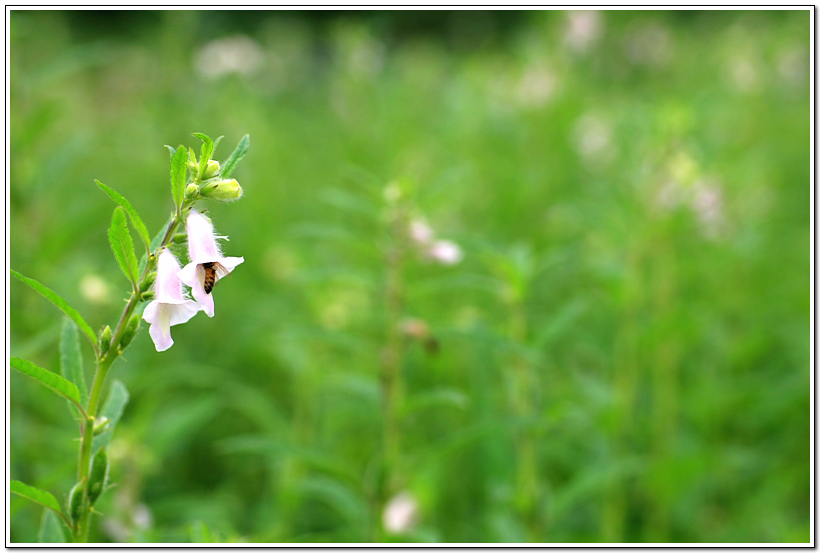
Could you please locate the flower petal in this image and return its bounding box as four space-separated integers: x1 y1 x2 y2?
155 249 186 304
147 303 173 352
168 300 202 326
186 210 221 264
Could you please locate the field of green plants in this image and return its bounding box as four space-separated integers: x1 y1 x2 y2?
9 9 810 543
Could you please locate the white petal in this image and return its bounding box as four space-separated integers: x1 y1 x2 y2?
186 210 221 264
190 265 215 317
147 303 173 351
155 249 186 303
168 300 203 326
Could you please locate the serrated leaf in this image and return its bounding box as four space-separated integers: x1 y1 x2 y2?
220 134 249 179
11 357 84 414
59 318 87 407
191 132 214 181
165 145 176 159
38 509 67 543
93 379 129 453
95 180 151 253
108 207 139 286
171 144 187 209
10 480 63 514
10 270 99 356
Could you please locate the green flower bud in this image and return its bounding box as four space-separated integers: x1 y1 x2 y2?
200 179 243 202
67 480 85 527
87 448 109 505
93 416 110 435
140 291 155 302
140 271 157 293
202 160 220 180
172 232 188 244
186 160 198 172
184 183 200 200
99 326 112 356
119 314 141 350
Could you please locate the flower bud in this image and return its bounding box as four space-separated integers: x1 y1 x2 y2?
119 314 141 350
67 480 85 527
200 179 243 201
93 416 110 435
186 160 198 172
99 325 112 356
172 232 188 244
140 271 157 293
202 160 220 180
87 448 109 505
184 183 200 200
140 291 155 302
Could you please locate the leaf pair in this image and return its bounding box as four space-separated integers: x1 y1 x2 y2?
96 180 152 290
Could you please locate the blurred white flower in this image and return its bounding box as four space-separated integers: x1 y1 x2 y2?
80 274 111 305
194 35 264 80
692 179 725 237
564 11 602 53
777 47 807 88
410 219 435 245
382 491 419 535
426 240 463 266
572 114 613 166
624 22 673 68
515 65 556 108
727 57 760 93
132 503 153 530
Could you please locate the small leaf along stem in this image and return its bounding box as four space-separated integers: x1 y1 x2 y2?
73 201 192 543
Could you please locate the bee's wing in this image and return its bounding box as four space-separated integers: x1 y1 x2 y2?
213 262 232 280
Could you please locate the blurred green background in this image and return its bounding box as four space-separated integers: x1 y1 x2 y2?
9 9 810 543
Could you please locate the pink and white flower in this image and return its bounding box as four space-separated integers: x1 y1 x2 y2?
142 249 202 352
178 210 244 317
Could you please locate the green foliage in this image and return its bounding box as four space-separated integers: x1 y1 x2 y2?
59 318 88 407
92 380 129 453
96 180 151 253
220 134 249 180
10 357 84 415
170 145 188 210
191 132 215 182
88 448 110 505
11 481 63 515
108 207 139 287
9 10 810 545
10 270 99 356
38 510 67 543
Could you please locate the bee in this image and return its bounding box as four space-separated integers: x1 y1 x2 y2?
202 261 230 294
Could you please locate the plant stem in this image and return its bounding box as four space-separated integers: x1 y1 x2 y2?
72 208 187 543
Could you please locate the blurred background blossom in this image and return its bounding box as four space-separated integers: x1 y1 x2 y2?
9 9 809 544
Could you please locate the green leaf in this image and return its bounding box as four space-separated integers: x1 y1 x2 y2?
170 144 187 209
59 318 87 407
108 207 139 286
220 134 249 179
164 144 176 159
38 509 67 543
95 180 151 253
10 480 63 514
191 132 214 181
93 379 129 453
10 270 99 356
212 135 224 157
11 357 84 414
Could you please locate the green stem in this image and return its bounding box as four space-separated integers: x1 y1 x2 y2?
72 206 189 543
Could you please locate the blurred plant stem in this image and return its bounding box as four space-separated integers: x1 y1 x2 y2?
506 283 541 536
379 191 407 529
74 210 185 543
644 233 680 542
